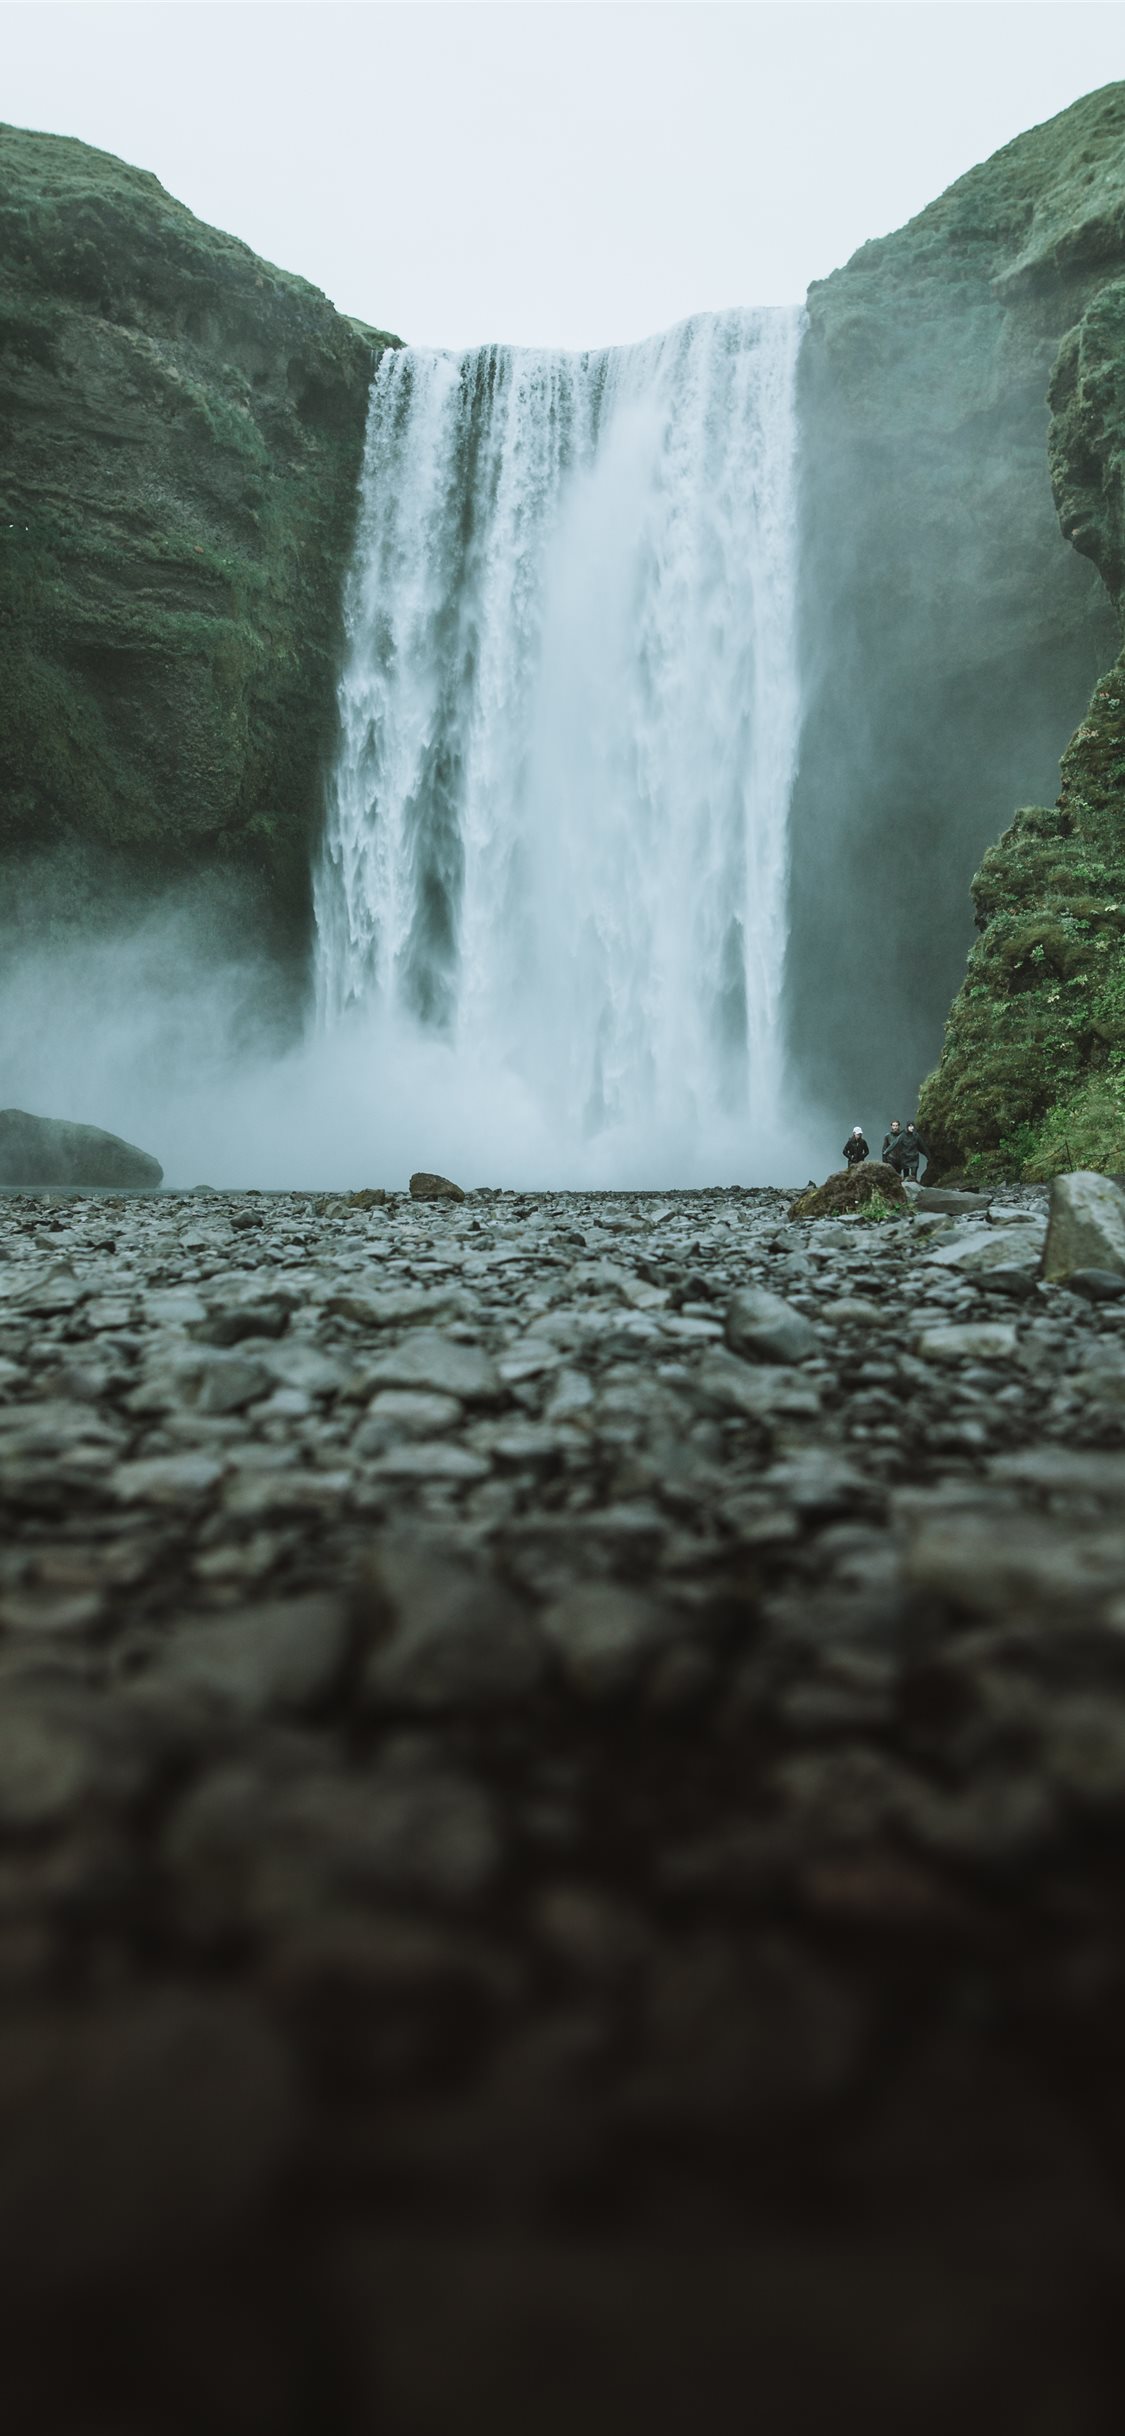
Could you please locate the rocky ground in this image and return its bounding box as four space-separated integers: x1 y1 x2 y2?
3 1177 1125 2432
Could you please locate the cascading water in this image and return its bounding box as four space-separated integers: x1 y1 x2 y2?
314 307 806 1184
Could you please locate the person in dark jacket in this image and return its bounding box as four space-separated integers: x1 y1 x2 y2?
843 1127 869 1167
882 1119 903 1162
899 1121 927 1180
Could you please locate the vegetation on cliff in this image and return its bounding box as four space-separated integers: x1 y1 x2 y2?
920 240 1125 1181
790 82 1125 1126
0 124 397 950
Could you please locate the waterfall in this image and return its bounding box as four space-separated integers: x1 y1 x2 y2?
314 307 805 1184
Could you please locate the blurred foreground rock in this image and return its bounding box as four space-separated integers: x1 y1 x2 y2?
0 1176 1124 2429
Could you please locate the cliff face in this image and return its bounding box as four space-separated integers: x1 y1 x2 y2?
918 260 1125 1179
788 83 1125 1130
0 125 396 955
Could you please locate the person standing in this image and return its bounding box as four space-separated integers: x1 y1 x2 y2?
882 1119 904 1162
900 1121 927 1180
843 1127 869 1168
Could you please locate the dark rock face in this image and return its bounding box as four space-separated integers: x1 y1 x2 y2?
919 237 1125 1180
0 123 397 956
0 1107 162 1186
790 83 1125 1126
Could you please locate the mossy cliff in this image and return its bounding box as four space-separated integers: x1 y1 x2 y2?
789 83 1125 1127
0 124 397 954
919 252 1125 1180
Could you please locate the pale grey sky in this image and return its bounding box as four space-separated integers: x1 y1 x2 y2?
3 2 1124 348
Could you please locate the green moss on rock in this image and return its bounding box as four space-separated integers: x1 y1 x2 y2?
0 123 399 955
919 670 1125 1180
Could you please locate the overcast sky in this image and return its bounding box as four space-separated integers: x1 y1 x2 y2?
3 2 1124 348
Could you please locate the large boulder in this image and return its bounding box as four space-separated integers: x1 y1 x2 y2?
788 1162 908 1221
1042 1171 1125 1281
0 1108 163 1188
409 1171 466 1203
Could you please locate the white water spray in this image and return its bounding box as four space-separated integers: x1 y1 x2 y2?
315 308 806 1184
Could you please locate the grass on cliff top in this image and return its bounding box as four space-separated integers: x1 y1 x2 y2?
918 662 1125 1182
0 120 400 347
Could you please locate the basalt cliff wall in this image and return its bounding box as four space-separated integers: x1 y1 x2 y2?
0 124 396 962
790 82 1125 1145
918 244 1125 1178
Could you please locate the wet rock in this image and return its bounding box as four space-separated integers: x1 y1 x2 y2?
724 1285 819 1364
926 1223 1045 1277
538 1583 676 1699
410 1171 467 1202
150 1592 352 1721
0 1107 163 1189
1042 1170 1125 1283
364 1327 502 1403
914 1321 1019 1363
1064 1267 1125 1302
914 1187 993 1216
360 1543 545 1710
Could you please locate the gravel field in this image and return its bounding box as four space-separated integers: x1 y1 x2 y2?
2 1176 1125 2431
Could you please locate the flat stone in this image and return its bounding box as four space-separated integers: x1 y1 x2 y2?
695 1347 822 1420
364 1328 502 1404
194 1300 290 1346
724 1286 819 1365
361 1543 544 1710
151 1593 351 1720
915 1322 1018 1362
194 1353 274 1416
913 1188 993 1216
926 1224 1044 1277
368 1441 491 1484
1043 1171 1125 1283
538 1583 676 1699
355 1390 463 1450
1064 1268 1125 1303
112 1454 225 1504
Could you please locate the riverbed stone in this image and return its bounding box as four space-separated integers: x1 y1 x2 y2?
409 1171 467 1202
724 1286 819 1365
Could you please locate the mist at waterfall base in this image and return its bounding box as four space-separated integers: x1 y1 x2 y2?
2 310 843 1192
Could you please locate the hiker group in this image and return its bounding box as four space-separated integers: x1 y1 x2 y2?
843 1118 927 1180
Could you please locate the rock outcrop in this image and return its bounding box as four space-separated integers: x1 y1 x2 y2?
790 83 1125 1125
0 1107 163 1187
0 124 397 954
919 182 1125 1180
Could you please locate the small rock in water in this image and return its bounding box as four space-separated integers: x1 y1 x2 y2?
409 1171 466 1202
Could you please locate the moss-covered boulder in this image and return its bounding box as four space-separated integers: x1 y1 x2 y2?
0 124 397 956
790 83 1125 1126
788 1162 908 1221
